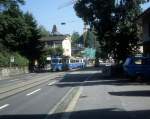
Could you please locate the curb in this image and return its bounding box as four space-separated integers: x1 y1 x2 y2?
45 87 80 119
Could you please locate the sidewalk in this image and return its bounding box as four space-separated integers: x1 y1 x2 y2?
69 75 150 119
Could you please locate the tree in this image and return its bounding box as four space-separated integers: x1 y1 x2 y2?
74 0 147 63
0 1 44 71
71 32 80 42
21 12 44 71
0 0 25 12
110 0 146 62
74 0 116 59
39 25 50 37
46 47 63 57
83 30 96 48
0 9 28 51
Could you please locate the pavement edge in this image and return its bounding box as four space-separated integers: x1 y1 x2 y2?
45 87 80 119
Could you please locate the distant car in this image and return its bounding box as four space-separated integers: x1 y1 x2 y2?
123 56 150 79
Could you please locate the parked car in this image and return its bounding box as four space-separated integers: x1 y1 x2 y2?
123 56 150 80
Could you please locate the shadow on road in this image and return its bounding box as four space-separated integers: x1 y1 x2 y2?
109 90 150 97
1 108 150 119
55 67 150 88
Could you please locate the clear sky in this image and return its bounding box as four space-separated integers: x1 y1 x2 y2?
21 0 84 35
21 0 150 35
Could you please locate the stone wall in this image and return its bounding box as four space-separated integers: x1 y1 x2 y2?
0 67 29 80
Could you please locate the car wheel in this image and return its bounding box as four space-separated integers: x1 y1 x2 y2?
136 74 143 82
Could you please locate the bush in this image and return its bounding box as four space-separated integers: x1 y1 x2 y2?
13 52 29 67
0 51 29 67
0 51 10 67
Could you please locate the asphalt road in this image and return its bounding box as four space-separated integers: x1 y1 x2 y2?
0 68 98 119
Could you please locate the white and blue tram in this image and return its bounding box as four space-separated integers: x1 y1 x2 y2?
51 57 86 71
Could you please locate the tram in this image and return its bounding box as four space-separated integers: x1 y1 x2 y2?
51 57 86 71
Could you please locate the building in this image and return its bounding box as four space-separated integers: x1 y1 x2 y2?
62 36 71 56
39 25 71 57
138 8 150 56
40 35 71 57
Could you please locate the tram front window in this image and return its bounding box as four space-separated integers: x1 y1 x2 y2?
52 59 59 64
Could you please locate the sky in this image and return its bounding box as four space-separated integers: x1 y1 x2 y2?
21 0 84 35
21 0 150 35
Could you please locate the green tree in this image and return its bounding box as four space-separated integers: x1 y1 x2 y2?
0 1 44 71
111 0 146 62
56 46 63 56
71 32 80 43
0 0 25 12
0 0 27 51
82 30 96 48
21 12 44 71
74 0 116 59
39 25 50 37
74 0 147 63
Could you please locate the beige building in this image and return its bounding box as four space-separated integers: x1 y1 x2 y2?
62 36 71 57
40 35 72 57
39 25 72 57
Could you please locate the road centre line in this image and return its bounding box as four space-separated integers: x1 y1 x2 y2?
0 104 9 110
26 89 41 96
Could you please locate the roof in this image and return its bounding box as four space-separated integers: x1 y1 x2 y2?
51 31 62 36
39 35 67 42
137 7 150 21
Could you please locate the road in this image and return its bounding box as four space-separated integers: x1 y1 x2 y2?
0 72 63 88
0 68 99 119
1 67 150 119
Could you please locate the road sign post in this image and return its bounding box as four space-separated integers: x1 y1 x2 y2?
10 56 14 68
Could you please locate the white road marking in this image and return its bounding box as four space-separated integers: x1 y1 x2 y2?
0 104 9 110
46 87 74 117
26 89 41 96
48 81 57 86
61 87 83 119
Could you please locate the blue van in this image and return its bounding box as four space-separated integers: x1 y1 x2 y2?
123 56 150 79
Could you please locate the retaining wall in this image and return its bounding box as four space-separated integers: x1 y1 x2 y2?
0 67 29 80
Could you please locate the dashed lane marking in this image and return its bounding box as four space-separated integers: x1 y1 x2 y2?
48 81 57 86
0 104 9 110
26 89 41 96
